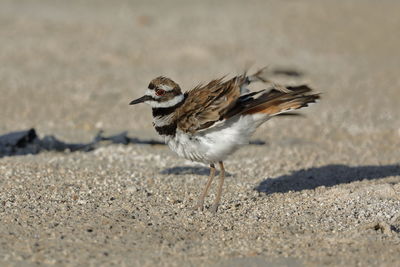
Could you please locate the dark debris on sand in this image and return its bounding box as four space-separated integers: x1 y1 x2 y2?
0 128 164 158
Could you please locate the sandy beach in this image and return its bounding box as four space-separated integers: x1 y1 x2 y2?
0 0 399 265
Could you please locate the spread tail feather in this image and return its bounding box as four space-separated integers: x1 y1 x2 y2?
247 66 270 83
247 66 294 93
243 85 320 116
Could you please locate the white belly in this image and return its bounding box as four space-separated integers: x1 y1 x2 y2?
165 114 269 163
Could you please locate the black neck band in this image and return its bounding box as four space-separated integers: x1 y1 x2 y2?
152 94 186 117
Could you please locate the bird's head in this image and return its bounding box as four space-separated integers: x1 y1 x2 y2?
129 76 184 108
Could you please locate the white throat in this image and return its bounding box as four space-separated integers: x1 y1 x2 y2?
148 94 185 108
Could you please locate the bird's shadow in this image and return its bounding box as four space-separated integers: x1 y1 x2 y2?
160 166 233 177
255 164 400 194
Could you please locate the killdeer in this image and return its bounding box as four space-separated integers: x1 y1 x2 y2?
129 67 319 213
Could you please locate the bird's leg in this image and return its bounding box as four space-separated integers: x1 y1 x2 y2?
210 161 225 214
194 163 216 211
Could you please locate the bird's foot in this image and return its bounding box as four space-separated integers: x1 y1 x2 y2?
193 201 204 211
209 203 219 214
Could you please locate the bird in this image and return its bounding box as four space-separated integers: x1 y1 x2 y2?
129 67 319 213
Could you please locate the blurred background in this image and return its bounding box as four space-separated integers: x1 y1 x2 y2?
0 0 399 146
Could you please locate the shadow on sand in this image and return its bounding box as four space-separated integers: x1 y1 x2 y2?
160 166 233 177
255 164 400 194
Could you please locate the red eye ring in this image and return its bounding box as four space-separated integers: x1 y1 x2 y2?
155 89 166 96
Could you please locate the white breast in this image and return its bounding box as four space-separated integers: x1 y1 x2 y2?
165 114 269 164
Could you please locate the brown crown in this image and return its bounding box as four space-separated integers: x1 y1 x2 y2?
148 76 181 92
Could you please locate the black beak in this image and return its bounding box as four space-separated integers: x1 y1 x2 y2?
129 95 152 105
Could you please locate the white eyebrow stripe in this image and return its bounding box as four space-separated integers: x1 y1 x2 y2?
145 89 158 98
159 84 174 91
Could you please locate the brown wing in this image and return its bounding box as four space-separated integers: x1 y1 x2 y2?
176 76 245 134
175 68 318 134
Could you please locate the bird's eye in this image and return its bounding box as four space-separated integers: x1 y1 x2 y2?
148 83 155 90
155 89 166 96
